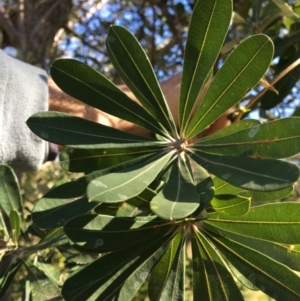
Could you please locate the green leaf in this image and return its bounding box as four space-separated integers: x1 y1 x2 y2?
189 150 299 191
33 195 97 229
87 152 173 203
213 176 293 202
148 232 182 300
25 262 63 301
210 195 250 216
62 231 174 301
0 211 9 240
195 117 300 158
34 262 62 287
60 144 166 173
179 0 232 132
148 231 185 301
194 119 261 143
192 228 244 301
0 258 22 299
186 34 274 139
27 111 156 147
189 158 215 213
64 215 174 252
114 236 174 301
218 231 300 272
207 231 300 301
205 203 300 244
51 59 167 136
150 154 200 220
107 26 176 137
32 156 151 229
0 164 22 216
30 228 68 250
9 209 21 245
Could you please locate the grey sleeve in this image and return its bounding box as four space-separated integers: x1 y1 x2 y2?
0 49 49 172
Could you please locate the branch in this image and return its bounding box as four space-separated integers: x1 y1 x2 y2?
235 58 300 121
0 6 17 43
30 0 62 39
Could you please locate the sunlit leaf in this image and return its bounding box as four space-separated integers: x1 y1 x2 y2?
213 176 293 202
64 214 174 252
9 209 21 245
149 231 185 301
27 111 156 147
51 59 167 136
194 117 300 158
25 262 63 301
60 143 166 173
210 195 250 216
205 203 300 244
88 152 173 203
207 231 300 301
0 165 22 216
217 231 300 272
189 150 299 191
151 154 200 220
194 119 261 143
107 25 176 136
0 259 22 299
189 158 214 213
186 34 274 139
179 0 232 132
62 231 175 301
115 187 156 217
192 228 244 301
148 231 182 300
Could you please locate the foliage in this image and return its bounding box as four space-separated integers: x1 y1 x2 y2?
10 0 300 300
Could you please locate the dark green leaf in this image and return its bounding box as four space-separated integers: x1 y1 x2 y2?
0 258 22 299
33 195 97 229
150 154 200 220
186 34 274 139
51 59 167 136
107 26 176 137
179 0 232 132
27 111 156 147
205 203 300 244
189 150 299 191
64 214 174 252
62 230 174 301
60 144 166 173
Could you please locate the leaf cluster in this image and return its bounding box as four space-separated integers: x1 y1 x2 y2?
6 0 300 300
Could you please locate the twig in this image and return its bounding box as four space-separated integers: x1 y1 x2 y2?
235 58 300 121
0 6 17 43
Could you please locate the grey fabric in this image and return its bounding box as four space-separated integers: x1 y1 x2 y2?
0 49 48 172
